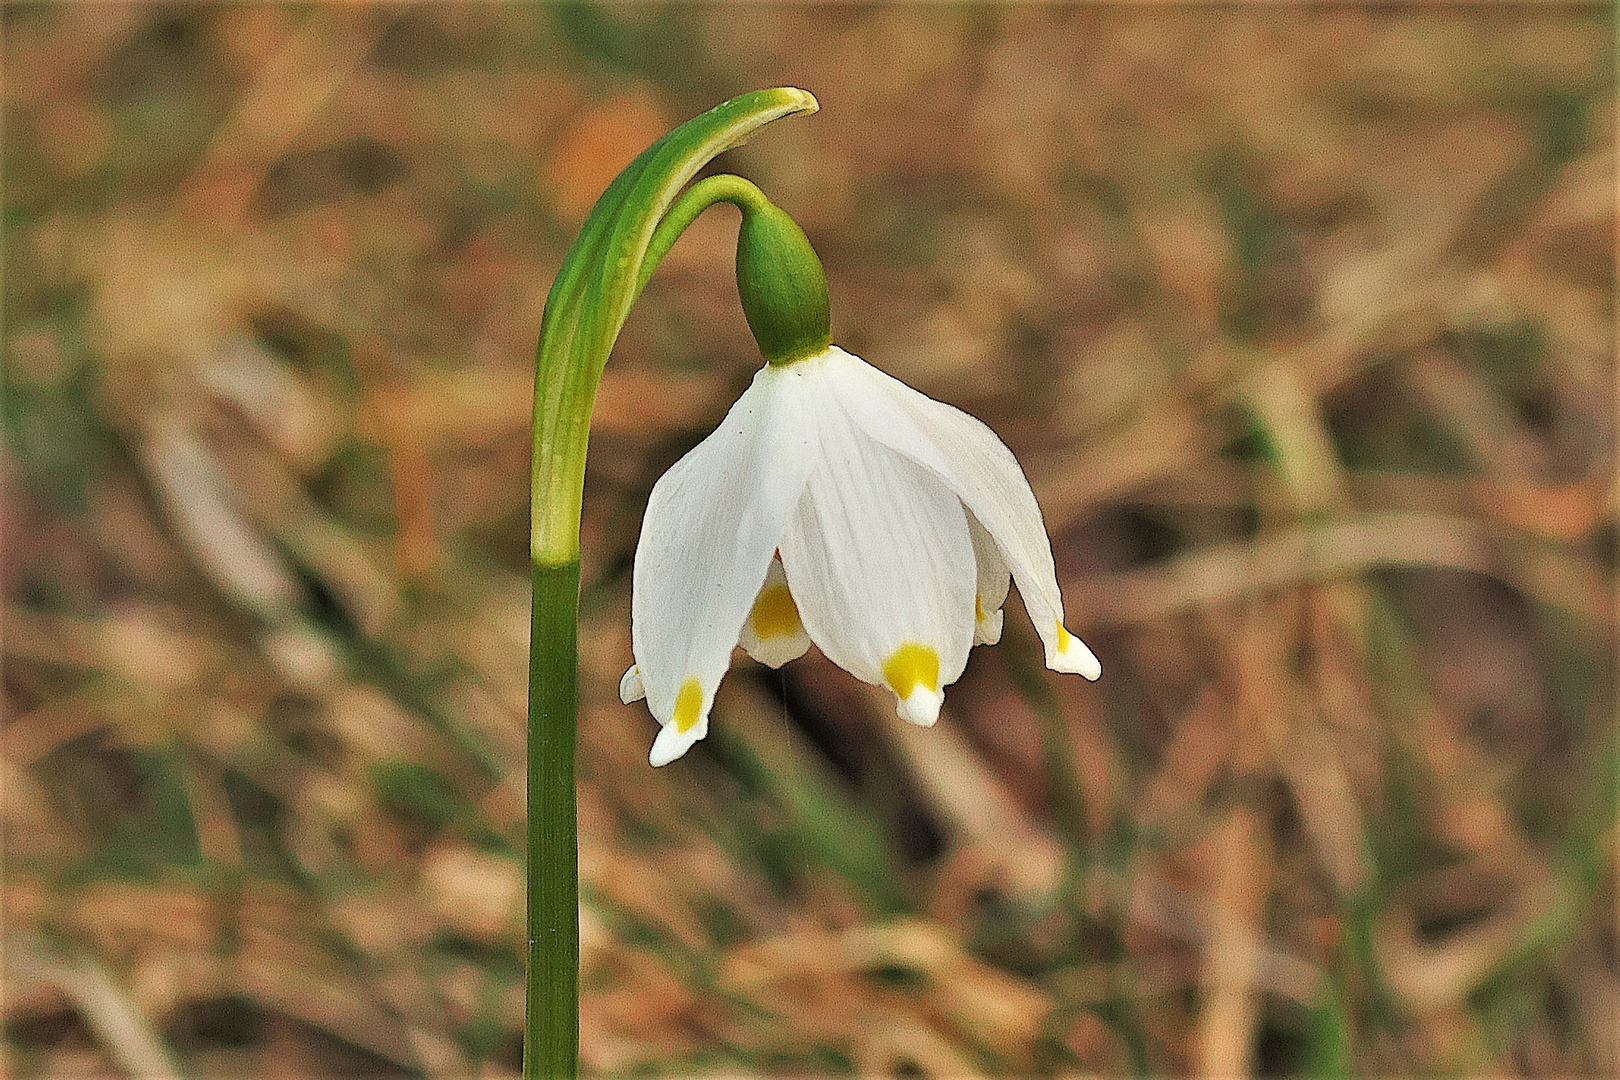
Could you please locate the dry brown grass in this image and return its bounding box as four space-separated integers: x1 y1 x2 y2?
3 6 1614 1078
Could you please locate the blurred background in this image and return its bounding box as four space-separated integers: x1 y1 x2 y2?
3 5 1614 1078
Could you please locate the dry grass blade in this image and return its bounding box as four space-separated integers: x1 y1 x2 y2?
6 937 183 1080
138 418 304 618
1195 807 1271 1080
1077 511 1609 626
177 9 391 232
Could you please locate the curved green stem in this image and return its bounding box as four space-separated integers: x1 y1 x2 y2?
637 174 773 295
525 89 816 1080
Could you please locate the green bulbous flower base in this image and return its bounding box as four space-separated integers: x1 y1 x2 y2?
736 201 831 366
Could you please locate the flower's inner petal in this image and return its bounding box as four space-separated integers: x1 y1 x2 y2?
752 586 800 637
778 390 975 718
969 516 1011 646
822 346 1098 680
738 555 811 669
975 601 1005 648
619 664 646 704
631 363 821 760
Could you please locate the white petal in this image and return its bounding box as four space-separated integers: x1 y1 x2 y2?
822 346 1099 680
777 371 977 722
737 555 811 669
631 362 821 759
619 664 645 704
969 517 1010 646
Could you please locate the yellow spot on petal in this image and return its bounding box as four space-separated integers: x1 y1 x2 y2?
882 643 939 699
975 594 985 622
1055 621 1072 651
672 677 703 733
750 584 802 640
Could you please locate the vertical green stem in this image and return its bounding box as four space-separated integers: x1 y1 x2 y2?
527 560 580 1080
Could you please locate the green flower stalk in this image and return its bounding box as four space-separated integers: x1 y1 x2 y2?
527 88 819 1080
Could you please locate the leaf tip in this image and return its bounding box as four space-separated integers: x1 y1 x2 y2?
779 87 819 116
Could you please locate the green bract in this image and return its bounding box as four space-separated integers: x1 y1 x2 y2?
531 87 820 567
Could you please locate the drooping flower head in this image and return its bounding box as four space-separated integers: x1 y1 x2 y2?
619 166 1097 766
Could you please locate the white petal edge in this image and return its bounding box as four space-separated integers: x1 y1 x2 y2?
649 714 708 767
777 362 977 722
631 362 821 762
1050 626 1101 680
823 346 1100 680
896 686 945 727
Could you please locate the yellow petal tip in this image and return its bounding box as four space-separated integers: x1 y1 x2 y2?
750 583 803 641
672 677 704 733
883 643 941 720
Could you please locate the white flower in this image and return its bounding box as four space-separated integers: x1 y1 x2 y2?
620 345 1100 766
